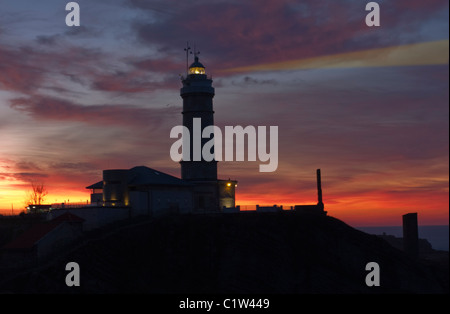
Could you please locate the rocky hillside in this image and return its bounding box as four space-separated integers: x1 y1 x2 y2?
0 211 448 293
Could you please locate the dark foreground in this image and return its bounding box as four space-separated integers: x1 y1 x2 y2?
0 212 448 293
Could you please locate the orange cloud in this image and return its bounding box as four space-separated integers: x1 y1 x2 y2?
223 40 449 73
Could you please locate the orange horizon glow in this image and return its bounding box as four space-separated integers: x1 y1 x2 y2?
1 182 447 227
0 182 90 215
234 190 448 227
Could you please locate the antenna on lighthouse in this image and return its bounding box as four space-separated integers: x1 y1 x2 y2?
184 41 191 75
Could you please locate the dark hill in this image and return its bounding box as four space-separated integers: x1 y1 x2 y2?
0 212 448 293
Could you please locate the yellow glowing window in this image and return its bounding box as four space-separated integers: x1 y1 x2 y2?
189 67 205 75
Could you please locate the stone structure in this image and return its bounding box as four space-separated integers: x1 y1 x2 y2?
403 212 419 258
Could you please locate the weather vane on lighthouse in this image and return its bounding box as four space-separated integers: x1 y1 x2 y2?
184 42 201 75
193 43 200 59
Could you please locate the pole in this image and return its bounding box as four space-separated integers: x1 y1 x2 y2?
316 169 322 203
316 169 324 210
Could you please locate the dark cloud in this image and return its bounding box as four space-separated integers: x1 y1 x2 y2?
126 0 188 16
36 34 61 46
0 46 46 93
234 76 278 86
90 69 178 93
129 0 448 71
0 44 105 95
50 162 97 172
64 25 97 37
35 27 97 46
9 95 179 129
6 172 49 183
132 57 184 74
14 161 43 172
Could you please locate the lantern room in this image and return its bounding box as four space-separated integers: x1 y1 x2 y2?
188 56 206 75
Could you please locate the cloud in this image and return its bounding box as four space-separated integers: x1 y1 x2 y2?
35 34 61 46
9 95 179 129
64 25 98 37
13 161 43 172
90 69 178 93
129 0 449 72
50 162 97 171
225 40 449 73
132 57 184 74
2 172 49 183
35 27 98 46
231 76 278 86
0 46 46 93
0 43 106 96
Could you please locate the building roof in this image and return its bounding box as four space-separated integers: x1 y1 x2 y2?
52 212 85 223
128 166 191 186
2 213 84 250
86 166 191 189
86 181 103 189
189 56 205 69
2 222 61 250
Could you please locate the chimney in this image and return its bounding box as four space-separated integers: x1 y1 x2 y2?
403 213 419 258
316 169 324 211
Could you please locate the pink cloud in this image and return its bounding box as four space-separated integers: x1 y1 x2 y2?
0 46 45 93
9 95 178 128
131 0 448 71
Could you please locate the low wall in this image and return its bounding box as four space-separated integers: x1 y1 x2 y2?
256 205 283 213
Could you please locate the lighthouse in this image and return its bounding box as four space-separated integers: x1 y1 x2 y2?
180 50 236 211
180 54 217 181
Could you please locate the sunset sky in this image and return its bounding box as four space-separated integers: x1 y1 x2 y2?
0 0 448 226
